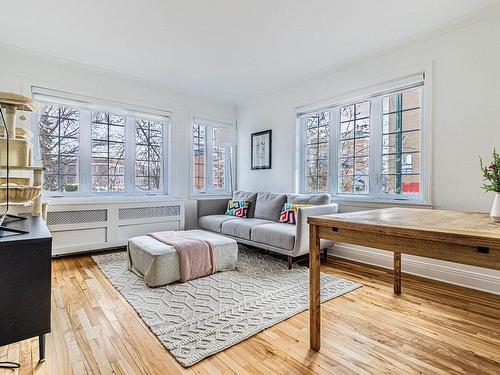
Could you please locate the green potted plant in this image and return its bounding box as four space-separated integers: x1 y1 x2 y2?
480 148 500 222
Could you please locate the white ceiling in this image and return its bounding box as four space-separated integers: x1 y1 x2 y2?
0 0 498 102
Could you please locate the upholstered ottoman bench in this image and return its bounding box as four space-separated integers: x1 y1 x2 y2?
127 230 238 287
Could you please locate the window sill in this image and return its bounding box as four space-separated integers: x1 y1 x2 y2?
331 197 433 209
43 194 183 206
189 193 232 200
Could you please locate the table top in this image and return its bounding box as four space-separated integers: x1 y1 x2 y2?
308 207 500 248
0 215 51 243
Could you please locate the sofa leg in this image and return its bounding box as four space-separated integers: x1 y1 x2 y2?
322 249 328 261
287 256 293 270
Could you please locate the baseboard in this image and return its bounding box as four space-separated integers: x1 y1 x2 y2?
328 244 500 296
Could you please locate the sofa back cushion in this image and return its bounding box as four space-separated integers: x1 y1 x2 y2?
254 192 287 221
286 193 331 206
233 191 258 218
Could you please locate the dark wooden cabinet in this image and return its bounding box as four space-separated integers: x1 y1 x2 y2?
0 216 52 362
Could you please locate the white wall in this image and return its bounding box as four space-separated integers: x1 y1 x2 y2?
236 14 500 293
0 45 237 229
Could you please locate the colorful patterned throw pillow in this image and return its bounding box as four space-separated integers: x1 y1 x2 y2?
279 203 313 224
225 200 249 218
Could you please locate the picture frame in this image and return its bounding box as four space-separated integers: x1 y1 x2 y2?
251 130 272 170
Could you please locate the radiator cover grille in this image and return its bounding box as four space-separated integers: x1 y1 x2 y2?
47 209 107 225
119 205 180 220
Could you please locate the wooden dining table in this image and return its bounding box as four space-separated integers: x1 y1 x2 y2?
307 207 500 350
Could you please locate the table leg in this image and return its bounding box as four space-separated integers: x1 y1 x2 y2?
394 252 401 294
309 224 321 350
39 334 46 362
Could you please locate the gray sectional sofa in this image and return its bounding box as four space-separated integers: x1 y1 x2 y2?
196 191 338 268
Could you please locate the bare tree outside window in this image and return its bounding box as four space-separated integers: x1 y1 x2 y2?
135 119 163 191
91 112 125 192
211 128 225 189
338 101 370 194
193 124 206 192
38 103 80 192
305 111 329 192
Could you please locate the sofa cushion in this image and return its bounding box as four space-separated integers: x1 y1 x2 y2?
254 192 287 221
233 191 258 218
198 215 239 233
221 218 274 240
251 223 296 251
287 193 331 205
225 199 249 218
279 203 313 225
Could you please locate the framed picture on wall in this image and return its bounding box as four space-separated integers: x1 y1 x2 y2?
251 129 272 170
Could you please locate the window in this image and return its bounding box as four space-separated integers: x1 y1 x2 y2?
91 112 126 192
38 104 80 192
34 89 170 196
193 123 206 191
192 118 231 195
338 101 370 194
135 119 164 191
381 89 422 195
299 76 426 202
304 111 329 192
211 128 226 189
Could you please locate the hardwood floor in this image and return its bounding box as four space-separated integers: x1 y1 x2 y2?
1 252 499 375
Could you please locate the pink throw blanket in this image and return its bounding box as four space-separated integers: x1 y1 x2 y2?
149 231 216 282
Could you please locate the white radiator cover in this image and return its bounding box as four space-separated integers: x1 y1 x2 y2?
13 196 185 256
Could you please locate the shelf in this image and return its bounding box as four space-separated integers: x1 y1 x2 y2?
0 93 36 112
0 166 45 171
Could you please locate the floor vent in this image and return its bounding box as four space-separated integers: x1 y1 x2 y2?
119 205 180 220
46 209 108 225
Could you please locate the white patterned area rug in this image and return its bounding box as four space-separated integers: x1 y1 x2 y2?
92 247 361 367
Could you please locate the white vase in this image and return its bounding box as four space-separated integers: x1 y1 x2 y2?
491 192 500 222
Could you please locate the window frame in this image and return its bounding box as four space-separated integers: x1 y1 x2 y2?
90 111 126 193
191 117 232 196
33 100 170 197
303 110 331 193
37 104 81 193
298 75 429 204
337 100 371 195
134 118 166 193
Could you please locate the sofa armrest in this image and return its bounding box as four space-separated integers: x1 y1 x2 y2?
293 204 339 257
197 198 230 219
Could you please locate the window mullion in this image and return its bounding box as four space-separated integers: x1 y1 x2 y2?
330 107 339 195
125 117 135 193
370 98 383 198
298 117 305 193
206 126 214 193
224 146 231 194
79 110 91 195
162 119 169 194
